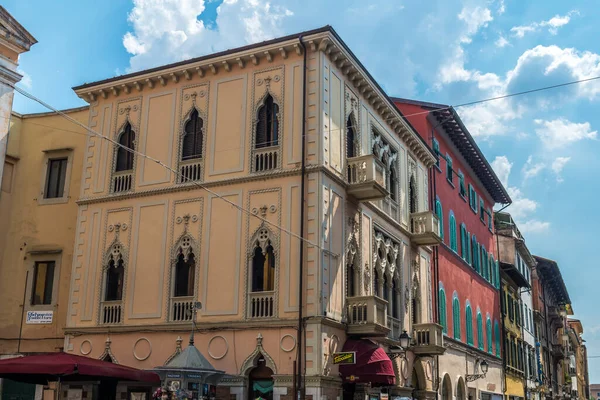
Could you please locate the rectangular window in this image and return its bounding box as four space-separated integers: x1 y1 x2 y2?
31 261 55 305
480 198 485 222
446 154 453 184
458 171 466 197
433 137 440 169
468 184 477 213
45 158 68 199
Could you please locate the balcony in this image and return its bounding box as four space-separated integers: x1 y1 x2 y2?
253 146 279 173
101 301 122 325
170 296 195 322
410 211 442 246
247 291 275 319
346 295 390 337
346 154 388 201
552 343 565 358
387 316 402 342
178 158 203 183
412 323 445 355
112 170 133 193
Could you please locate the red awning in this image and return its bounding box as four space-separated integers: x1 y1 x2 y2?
339 339 395 385
0 352 160 385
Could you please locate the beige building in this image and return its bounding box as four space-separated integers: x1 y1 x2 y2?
65 26 444 400
0 107 89 398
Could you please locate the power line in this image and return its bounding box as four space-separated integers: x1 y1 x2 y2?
9 82 329 254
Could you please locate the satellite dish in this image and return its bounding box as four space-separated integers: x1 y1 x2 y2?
194 301 202 310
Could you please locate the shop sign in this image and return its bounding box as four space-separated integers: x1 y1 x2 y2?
333 351 356 364
26 311 53 324
166 373 182 378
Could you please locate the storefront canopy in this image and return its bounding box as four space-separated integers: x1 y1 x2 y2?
339 339 395 386
0 352 160 385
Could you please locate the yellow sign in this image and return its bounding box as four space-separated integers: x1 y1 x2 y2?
333 352 356 365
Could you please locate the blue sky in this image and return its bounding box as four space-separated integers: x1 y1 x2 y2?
7 0 600 381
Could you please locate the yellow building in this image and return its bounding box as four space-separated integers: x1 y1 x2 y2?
64 26 445 400
567 319 588 400
0 107 88 398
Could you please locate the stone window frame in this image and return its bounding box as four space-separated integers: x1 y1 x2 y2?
37 148 74 205
24 249 63 312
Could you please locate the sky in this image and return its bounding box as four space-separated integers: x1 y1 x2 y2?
6 0 600 382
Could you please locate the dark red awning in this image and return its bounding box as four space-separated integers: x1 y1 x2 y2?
339 339 395 385
0 353 160 385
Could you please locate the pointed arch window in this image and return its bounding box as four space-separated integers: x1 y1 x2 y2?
346 262 356 298
439 285 447 333
116 122 135 172
251 245 275 292
449 211 457 252
409 175 417 214
182 109 204 160
174 248 196 297
435 198 444 240
105 251 124 301
477 310 484 350
487 316 493 354
495 320 501 356
346 115 357 158
452 294 461 340
465 302 473 345
389 166 398 202
255 94 279 149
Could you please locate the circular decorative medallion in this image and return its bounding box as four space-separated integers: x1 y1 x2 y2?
133 337 152 361
80 340 92 355
184 94 190 101
121 223 128 231
191 215 199 223
251 208 259 215
119 109 125 115
280 334 296 353
273 75 281 82
132 105 139 111
199 90 206 98
176 217 183 224
269 205 277 213
207 335 228 360
257 78 264 86
108 225 114 232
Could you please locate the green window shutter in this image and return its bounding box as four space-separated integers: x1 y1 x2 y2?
436 200 444 240
459 172 466 197
460 225 467 259
477 312 483 349
453 296 461 340
433 139 440 168
449 213 457 252
467 233 472 265
439 288 447 333
487 318 493 353
446 155 453 183
466 304 473 345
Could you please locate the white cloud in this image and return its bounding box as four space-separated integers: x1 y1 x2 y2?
122 0 293 72
522 156 545 180
497 0 505 15
491 156 550 233
495 35 509 48
551 156 571 182
16 68 32 89
458 6 493 43
519 220 551 233
491 155 512 189
510 10 578 38
534 118 597 149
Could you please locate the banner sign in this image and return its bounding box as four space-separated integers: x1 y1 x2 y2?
333 351 356 365
25 311 53 324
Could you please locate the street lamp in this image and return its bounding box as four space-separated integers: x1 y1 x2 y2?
388 330 411 360
466 359 488 382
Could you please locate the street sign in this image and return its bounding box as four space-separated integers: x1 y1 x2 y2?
332 351 356 365
25 311 53 324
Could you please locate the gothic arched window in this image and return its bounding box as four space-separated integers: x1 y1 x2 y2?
182 109 204 160
346 115 356 159
105 253 124 301
251 231 275 293
174 250 195 297
255 94 279 149
409 175 417 214
347 262 355 297
116 122 135 172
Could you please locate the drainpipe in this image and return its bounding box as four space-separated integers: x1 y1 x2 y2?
296 34 307 400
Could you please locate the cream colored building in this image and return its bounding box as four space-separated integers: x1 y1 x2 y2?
65 26 443 400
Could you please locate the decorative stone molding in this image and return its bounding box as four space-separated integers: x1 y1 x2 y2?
240 333 277 375
98 336 119 364
109 97 143 194
207 335 229 360
133 337 152 361
80 339 92 355
163 336 183 365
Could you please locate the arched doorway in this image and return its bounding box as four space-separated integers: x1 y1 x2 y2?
456 377 466 400
248 355 274 400
441 374 452 400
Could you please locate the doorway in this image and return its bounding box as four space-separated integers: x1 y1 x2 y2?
248 356 274 400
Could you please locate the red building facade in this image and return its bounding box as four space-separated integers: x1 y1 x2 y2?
394 99 511 399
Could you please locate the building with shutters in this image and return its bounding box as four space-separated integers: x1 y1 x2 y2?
495 212 537 400
393 99 509 400
63 26 447 400
0 107 89 399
